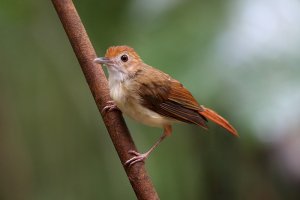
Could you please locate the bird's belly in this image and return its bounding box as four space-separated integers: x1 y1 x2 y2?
120 102 173 127
110 85 173 127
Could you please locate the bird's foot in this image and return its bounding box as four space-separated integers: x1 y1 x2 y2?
125 150 149 167
102 101 119 113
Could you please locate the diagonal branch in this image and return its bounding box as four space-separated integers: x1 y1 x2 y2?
51 0 159 199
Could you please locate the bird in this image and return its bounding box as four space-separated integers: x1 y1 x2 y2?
94 45 238 166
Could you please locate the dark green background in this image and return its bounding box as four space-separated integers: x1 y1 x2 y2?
1 0 300 199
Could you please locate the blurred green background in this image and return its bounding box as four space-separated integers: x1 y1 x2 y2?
1 0 300 199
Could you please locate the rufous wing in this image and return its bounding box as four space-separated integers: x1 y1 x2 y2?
138 69 207 128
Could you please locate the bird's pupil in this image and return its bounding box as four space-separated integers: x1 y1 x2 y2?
121 54 128 62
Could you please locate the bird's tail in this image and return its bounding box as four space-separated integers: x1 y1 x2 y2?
199 107 239 137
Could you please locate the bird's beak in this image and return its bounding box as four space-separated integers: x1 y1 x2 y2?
94 57 113 65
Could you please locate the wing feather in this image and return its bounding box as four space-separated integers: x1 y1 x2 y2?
137 67 207 127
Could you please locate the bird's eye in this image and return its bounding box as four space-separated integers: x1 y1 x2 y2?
120 54 128 62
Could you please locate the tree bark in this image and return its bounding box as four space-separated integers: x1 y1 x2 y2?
51 0 159 199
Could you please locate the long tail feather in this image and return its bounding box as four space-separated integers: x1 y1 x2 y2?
199 107 239 137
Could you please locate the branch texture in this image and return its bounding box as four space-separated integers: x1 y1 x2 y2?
51 0 159 199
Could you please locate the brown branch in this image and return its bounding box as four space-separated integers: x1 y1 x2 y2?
51 0 159 199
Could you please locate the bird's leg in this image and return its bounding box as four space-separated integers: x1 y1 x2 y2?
125 125 172 167
102 100 120 113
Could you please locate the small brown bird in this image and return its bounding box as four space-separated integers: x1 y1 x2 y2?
94 46 238 166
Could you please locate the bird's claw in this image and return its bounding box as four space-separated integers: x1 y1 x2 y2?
125 150 148 167
102 101 119 113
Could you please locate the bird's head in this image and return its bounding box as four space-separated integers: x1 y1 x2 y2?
94 46 142 80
